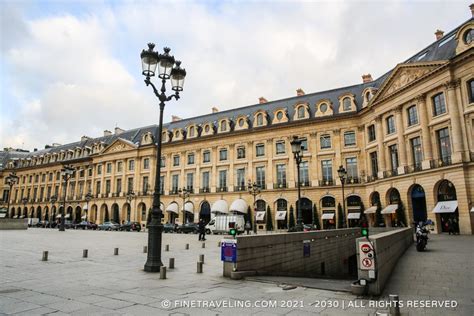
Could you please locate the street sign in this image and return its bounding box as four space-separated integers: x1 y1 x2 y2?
221 239 237 263
359 240 375 271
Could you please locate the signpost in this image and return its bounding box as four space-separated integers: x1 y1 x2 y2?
221 239 237 263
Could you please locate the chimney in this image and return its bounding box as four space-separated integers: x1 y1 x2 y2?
362 74 373 83
114 127 125 135
470 3 474 17
45 145 52 149
104 130 112 136
296 88 305 96
259 97 268 104
435 29 444 40
212 107 219 113
171 115 182 122
81 135 90 142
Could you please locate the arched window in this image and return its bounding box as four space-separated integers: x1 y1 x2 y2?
256 200 266 212
276 111 283 120
189 126 195 137
321 196 335 208
389 189 400 204
343 97 351 111
297 106 305 118
221 121 227 132
238 118 245 127
276 199 287 211
320 103 328 113
464 28 473 44
256 113 263 126
437 180 456 201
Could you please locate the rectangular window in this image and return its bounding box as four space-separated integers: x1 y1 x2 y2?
346 157 358 179
299 161 309 185
105 180 111 194
159 176 164 194
116 178 122 194
97 165 102 175
187 153 195 165
236 168 246 188
386 116 396 134
344 131 356 146
468 79 474 103
367 125 376 142
79 170 85 178
219 149 228 161
411 137 423 169
320 134 331 149
186 173 194 191
437 127 451 164
35 175 39 183
49 172 53 181
407 105 419 126
160 157 165 168
128 160 135 171
321 160 333 182
127 177 133 193
203 151 211 163
256 144 265 157
300 138 308 151
117 161 123 172
202 172 210 190
173 155 180 166
256 166 265 188
389 144 399 171
432 93 446 116
46 187 51 200
79 182 84 197
104 163 111 174
218 170 227 189
276 164 286 187
275 141 285 155
41 174 46 182
172 174 179 192
237 147 246 159
96 181 101 195
143 158 150 170
142 176 149 193
88 168 93 177
39 187 44 201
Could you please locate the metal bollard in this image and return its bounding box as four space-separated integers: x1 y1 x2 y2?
185 243 189 250
169 258 175 269
143 246 148 253
197 261 203 273
114 248 119 255
83 249 88 258
389 294 400 316
202 242 205 248
160 266 167 279
42 251 48 261
199 254 205 264
165 244 169 251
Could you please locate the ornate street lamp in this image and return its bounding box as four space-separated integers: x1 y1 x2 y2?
5 172 19 218
178 187 190 224
141 43 186 272
59 165 75 231
125 191 135 222
337 165 347 229
291 136 303 231
247 180 261 234
49 195 57 227
85 192 93 221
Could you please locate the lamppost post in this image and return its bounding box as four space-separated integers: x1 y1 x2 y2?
126 191 135 222
178 187 190 224
49 195 57 227
247 180 261 234
85 192 93 222
338 165 347 228
291 136 303 231
141 43 186 272
5 173 19 218
59 165 75 232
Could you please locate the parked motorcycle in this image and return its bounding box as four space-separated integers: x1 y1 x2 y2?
415 221 430 251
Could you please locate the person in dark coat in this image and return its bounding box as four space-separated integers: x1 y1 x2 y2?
198 219 206 241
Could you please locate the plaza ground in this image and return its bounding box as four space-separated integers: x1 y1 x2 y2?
0 229 472 315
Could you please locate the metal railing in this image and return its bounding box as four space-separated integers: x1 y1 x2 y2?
319 179 334 186
273 183 287 189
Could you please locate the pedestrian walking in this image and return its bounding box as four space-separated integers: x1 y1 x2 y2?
198 219 206 241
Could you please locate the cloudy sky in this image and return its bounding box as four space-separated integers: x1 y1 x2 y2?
1 0 471 151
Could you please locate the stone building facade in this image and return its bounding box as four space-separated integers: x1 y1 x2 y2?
1 11 474 234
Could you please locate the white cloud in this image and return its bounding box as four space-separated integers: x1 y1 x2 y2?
1 0 469 150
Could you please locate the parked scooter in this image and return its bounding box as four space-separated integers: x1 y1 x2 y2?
415 221 430 251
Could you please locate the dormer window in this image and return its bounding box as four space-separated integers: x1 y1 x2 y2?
175 130 180 138
257 113 263 126
320 103 328 113
238 118 245 127
221 120 227 132
205 125 210 133
297 106 305 118
464 28 473 44
189 126 195 137
343 98 351 111
276 111 283 120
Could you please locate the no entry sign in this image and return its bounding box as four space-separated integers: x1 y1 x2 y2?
359 241 375 271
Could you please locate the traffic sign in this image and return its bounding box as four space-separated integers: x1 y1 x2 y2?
221 239 237 263
359 240 375 271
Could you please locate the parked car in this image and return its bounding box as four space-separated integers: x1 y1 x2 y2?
98 221 120 231
163 223 177 233
176 223 199 234
76 221 98 230
303 224 318 231
119 221 141 232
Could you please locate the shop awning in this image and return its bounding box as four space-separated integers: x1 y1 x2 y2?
381 204 398 214
56 214 62 219
229 199 248 214
256 211 266 221
347 212 361 220
81 215 87 219
64 214 70 219
211 200 229 214
347 206 361 211
432 201 458 213
83 204 88 210
13 215 18 219
364 206 377 214
166 203 179 214
321 213 335 220
19 215 25 219
276 211 287 220
184 202 194 214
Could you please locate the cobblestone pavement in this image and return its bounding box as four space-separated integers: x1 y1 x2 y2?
0 229 472 315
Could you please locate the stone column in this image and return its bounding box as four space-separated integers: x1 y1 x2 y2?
229 144 235 191
375 116 386 178
287 137 296 188
358 126 367 181
266 139 274 189
416 94 433 169
445 80 465 163
395 108 407 174
247 141 254 182
333 129 342 185
211 146 217 192
309 132 318 187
